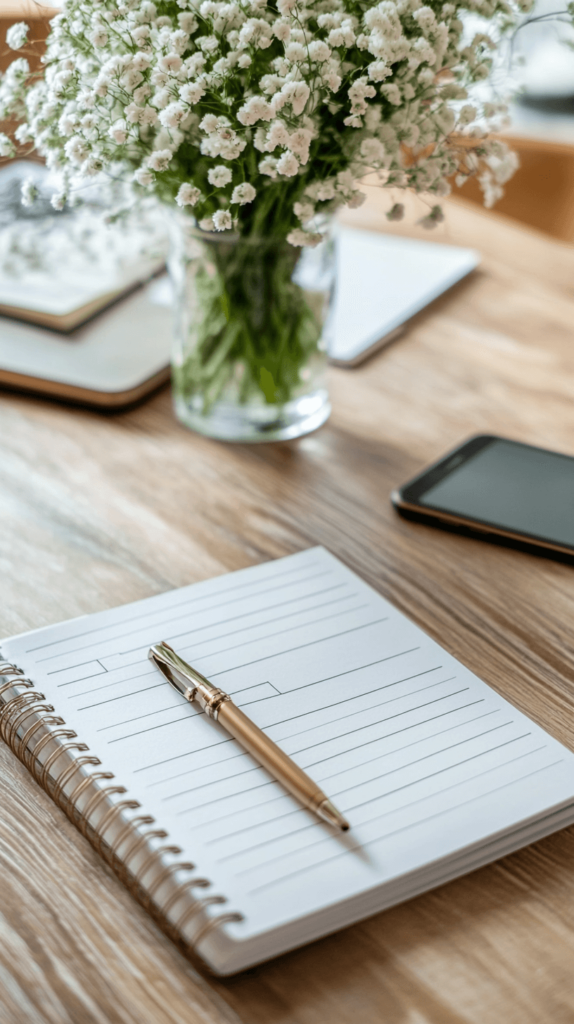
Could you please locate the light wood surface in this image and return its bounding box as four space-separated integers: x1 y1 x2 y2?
3 192 574 1024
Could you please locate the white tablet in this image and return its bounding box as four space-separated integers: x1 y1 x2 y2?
328 227 479 366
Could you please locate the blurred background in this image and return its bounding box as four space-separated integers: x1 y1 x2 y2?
2 0 574 408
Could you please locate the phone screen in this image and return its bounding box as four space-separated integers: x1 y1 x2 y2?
417 438 574 549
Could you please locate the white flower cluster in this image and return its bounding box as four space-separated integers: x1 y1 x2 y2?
0 0 531 244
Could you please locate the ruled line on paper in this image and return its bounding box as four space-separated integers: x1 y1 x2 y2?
207 618 392 677
157 684 466 802
176 709 504 833
79 677 279 713
145 669 456 790
9 545 574 945
43 576 352 672
107 677 466 747
50 661 108 685
27 557 324 655
245 752 560 895
103 670 453 747
217 731 533 867
95 682 281 733
239 740 546 877
130 658 447 775
99 613 390 679
206 719 516 852
67 590 365 700
268 676 457 744
173 696 489 819
116 584 356 659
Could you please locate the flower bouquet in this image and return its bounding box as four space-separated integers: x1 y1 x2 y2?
1 0 526 440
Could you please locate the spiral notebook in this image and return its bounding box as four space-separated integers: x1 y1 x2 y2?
2 547 574 975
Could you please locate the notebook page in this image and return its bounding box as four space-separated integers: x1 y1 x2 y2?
4 547 574 943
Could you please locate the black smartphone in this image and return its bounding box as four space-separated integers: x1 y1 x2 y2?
392 435 574 560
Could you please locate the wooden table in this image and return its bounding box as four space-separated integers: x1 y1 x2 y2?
3 192 574 1024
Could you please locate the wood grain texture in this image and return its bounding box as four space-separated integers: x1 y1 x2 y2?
3 192 574 1023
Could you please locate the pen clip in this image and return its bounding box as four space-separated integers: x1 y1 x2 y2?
148 642 231 720
148 641 206 701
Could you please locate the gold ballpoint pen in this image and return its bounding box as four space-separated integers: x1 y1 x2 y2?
148 641 350 832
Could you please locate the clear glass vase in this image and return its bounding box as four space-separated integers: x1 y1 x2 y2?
168 215 333 443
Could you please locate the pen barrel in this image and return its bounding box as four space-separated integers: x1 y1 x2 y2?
217 701 327 814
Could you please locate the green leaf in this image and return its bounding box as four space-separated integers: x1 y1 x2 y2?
259 367 277 404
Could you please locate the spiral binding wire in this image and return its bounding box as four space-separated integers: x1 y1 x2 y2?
0 657 243 959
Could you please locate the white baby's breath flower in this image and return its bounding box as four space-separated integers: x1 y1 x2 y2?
276 151 299 176
386 202 405 221
237 95 274 125
176 182 202 206
109 119 128 144
287 228 323 247
0 133 15 158
6 22 29 50
231 182 256 204
179 81 206 104
152 89 171 110
80 153 104 177
50 191 67 211
208 164 232 186
131 25 151 44
132 51 152 72
64 135 89 166
285 42 306 62
0 0 526 257
197 34 219 53
458 104 477 125
178 12 198 32
359 137 386 164
274 81 309 116
346 191 366 208
21 178 38 207
141 107 160 126
293 200 314 221
147 148 172 171
273 21 290 41
89 27 108 48
159 101 187 127
134 167 155 186
14 123 33 144
368 60 391 81
212 209 233 230
200 113 218 133
316 179 336 201
288 128 312 163
308 40 331 62
159 53 183 73
170 29 190 55
258 155 278 177
266 119 290 149
325 72 342 91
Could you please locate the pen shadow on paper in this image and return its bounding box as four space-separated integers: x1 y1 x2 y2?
331 828 374 866
210 825 574 1024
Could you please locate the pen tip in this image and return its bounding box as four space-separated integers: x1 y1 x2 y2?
317 799 350 832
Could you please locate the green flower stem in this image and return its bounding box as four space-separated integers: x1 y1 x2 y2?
173 233 325 412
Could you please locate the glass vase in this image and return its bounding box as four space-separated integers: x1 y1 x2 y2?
168 215 333 443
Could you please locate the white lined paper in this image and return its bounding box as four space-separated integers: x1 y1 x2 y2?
4 547 574 947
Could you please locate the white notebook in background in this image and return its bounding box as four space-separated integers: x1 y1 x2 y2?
0 275 173 407
2 548 573 975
